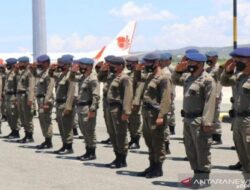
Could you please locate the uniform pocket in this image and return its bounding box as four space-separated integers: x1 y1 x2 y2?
189 84 200 96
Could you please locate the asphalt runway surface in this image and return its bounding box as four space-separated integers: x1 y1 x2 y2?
0 87 244 190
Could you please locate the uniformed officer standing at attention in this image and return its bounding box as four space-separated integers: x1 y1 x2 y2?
159 52 176 136
71 58 100 161
49 55 75 154
34 55 55 149
125 56 144 149
159 52 174 155
97 56 115 145
105 56 133 168
172 52 216 188
220 47 250 186
137 52 171 178
16 56 36 143
2 58 20 139
205 51 223 145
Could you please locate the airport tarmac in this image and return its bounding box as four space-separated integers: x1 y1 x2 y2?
0 87 244 190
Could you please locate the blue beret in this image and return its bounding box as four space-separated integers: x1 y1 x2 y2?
104 55 115 63
126 56 139 62
143 52 160 62
61 54 74 60
206 51 218 57
6 58 17 65
59 55 73 65
230 47 250 57
186 52 207 62
37 54 50 63
109 56 125 65
18 56 30 63
160 52 172 60
185 49 199 54
79 58 94 65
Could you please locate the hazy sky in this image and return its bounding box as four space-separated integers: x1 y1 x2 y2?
0 0 249 53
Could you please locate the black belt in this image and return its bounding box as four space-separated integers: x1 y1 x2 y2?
181 110 202 118
36 94 45 98
6 91 15 95
77 101 92 106
16 91 26 95
108 102 122 107
143 103 160 111
56 99 66 103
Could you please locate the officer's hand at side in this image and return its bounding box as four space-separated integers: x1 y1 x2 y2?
27 100 33 107
63 109 71 115
203 126 214 133
88 111 96 119
156 117 164 126
121 114 129 121
43 104 50 112
175 61 188 72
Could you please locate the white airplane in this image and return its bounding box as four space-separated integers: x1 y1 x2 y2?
0 21 137 62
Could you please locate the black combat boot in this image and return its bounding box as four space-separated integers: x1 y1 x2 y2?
165 141 171 155
18 131 34 143
73 128 78 136
36 138 53 149
110 153 127 169
146 162 163 178
229 161 242 170
212 134 222 145
106 151 119 168
169 125 175 135
101 138 111 144
79 147 97 161
77 147 91 160
128 136 140 149
54 143 66 154
58 143 74 154
26 132 34 143
191 171 211 189
137 160 154 177
3 130 20 139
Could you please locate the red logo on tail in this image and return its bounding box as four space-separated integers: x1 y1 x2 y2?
117 36 130 50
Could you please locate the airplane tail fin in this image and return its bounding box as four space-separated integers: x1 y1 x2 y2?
101 21 136 59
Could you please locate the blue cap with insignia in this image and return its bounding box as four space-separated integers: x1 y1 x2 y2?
125 56 139 63
59 54 74 65
104 55 115 63
6 58 17 65
186 52 207 62
160 52 172 60
185 49 199 54
143 52 160 62
18 56 30 63
206 51 218 57
37 54 50 63
230 47 250 57
109 56 125 65
79 58 94 65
